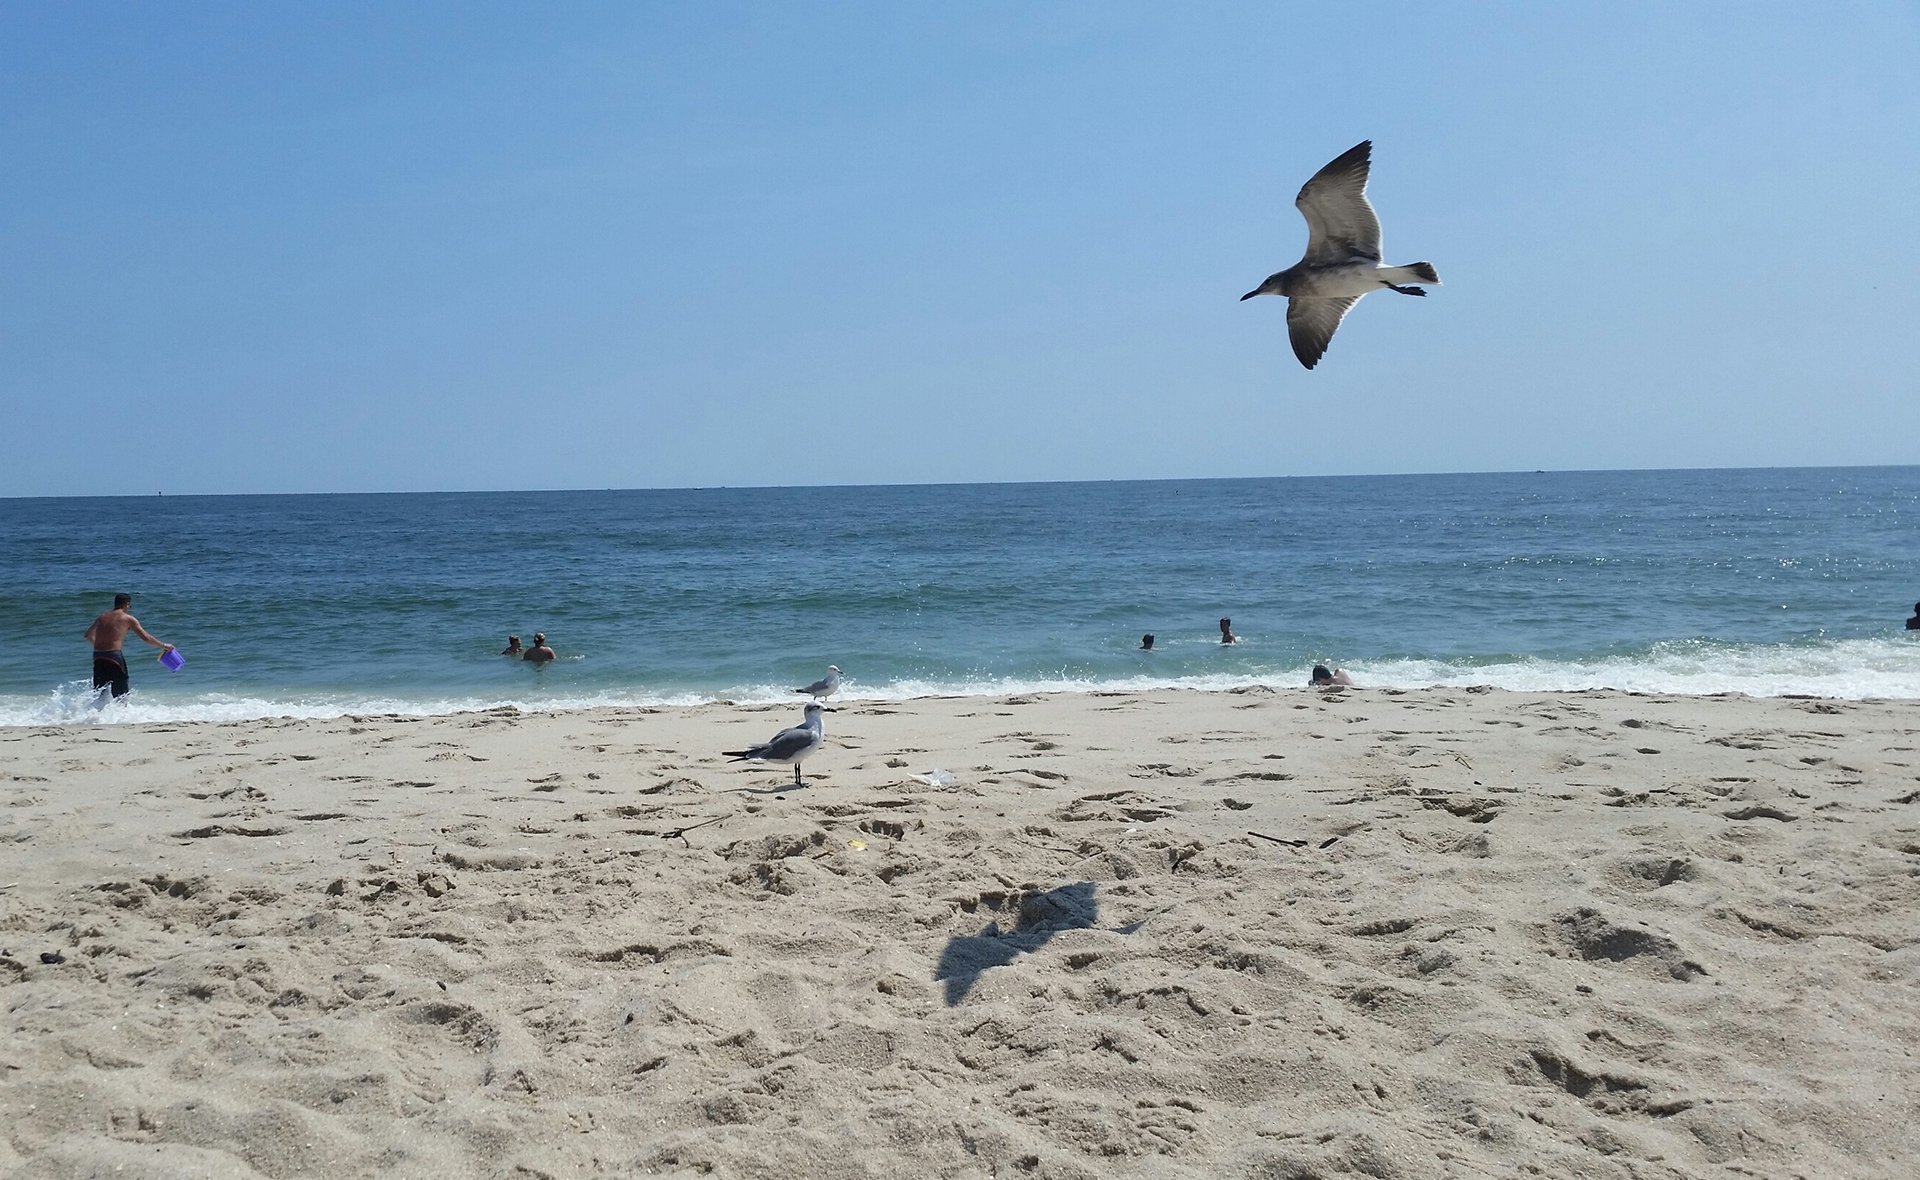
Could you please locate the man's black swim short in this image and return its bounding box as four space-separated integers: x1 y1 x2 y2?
93 650 129 698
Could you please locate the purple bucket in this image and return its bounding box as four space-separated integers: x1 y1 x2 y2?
160 648 185 671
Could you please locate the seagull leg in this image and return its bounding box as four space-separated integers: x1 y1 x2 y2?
1387 284 1427 297
793 764 804 788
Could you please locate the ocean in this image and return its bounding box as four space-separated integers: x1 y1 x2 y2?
3 467 1917 726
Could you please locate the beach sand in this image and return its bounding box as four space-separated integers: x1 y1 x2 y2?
3 688 1918 1178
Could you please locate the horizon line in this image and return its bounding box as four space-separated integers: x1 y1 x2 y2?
3 461 1914 502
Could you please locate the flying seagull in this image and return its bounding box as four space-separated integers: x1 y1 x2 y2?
1241 140 1439 369
724 702 828 787
793 665 841 700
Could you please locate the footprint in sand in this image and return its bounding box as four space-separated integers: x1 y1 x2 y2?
1723 804 1796 822
175 823 290 839
1131 764 1200 779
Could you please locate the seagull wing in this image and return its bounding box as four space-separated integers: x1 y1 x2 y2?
1295 141 1381 265
1286 296 1361 370
760 724 819 762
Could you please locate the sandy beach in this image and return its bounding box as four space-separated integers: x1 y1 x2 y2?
3 686 1918 1178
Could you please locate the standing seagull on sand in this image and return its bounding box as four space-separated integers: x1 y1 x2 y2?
1241 140 1439 370
724 702 829 788
793 665 841 700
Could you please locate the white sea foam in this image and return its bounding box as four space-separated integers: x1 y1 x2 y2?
5 637 1917 727
1352 637 1920 699
0 682 715 729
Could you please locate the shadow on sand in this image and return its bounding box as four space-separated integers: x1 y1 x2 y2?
934 881 1102 1006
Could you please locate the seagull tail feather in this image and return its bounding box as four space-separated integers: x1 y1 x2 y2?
1386 262 1439 286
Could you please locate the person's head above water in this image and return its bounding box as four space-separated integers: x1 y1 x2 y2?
1311 665 1333 684
1140 634 1155 650
114 593 132 609
533 633 545 644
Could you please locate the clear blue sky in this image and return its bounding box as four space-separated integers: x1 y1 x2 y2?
4 3 1916 496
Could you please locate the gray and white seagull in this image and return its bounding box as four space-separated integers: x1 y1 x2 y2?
792 665 841 700
1241 140 1439 369
723 702 829 788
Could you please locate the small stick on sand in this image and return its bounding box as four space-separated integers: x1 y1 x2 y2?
656 815 728 846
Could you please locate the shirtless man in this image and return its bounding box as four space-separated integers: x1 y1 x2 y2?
523 632 556 663
84 593 173 699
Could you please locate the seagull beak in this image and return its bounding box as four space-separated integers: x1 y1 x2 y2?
1240 289 1261 301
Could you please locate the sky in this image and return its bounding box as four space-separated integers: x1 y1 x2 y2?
3 2 1917 496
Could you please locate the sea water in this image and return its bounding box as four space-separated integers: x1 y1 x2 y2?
3 467 1917 726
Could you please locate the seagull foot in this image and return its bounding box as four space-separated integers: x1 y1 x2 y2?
1388 284 1428 297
